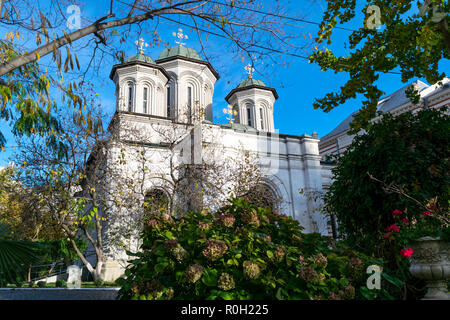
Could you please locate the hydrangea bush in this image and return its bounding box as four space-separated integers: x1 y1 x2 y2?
117 198 398 300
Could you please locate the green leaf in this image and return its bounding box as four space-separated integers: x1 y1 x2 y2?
154 262 168 274
360 286 376 300
219 291 234 300
164 231 174 240
266 250 274 259
339 277 349 287
381 272 403 289
202 269 218 287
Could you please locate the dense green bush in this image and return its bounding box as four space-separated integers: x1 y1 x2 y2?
117 198 399 300
326 108 449 250
37 281 46 288
325 108 449 298
94 278 104 287
55 279 67 288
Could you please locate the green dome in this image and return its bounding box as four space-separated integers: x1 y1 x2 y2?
157 45 203 61
124 53 156 64
237 78 266 88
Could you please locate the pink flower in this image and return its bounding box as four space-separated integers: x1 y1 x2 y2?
422 210 433 217
401 217 409 224
392 209 403 217
400 248 413 258
387 224 400 233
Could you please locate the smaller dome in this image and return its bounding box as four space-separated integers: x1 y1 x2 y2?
124 53 156 64
237 78 266 88
158 46 203 61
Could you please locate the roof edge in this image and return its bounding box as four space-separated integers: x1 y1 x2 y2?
109 61 171 82
155 55 220 80
225 84 279 102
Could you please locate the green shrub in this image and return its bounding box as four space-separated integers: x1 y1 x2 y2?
117 198 397 300
37 281 46 288
94 278 104 287
55 279 67 288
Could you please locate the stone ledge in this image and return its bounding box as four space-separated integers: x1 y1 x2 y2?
0 288 120 300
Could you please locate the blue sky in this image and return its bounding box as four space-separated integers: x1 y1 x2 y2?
0 0 448 165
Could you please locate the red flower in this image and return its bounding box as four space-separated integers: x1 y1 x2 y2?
387 224 400 233
400 248 413 258
392 209 403 217
422 210 433 216
401 217 409 224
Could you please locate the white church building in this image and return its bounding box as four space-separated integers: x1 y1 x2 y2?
96 38 334 280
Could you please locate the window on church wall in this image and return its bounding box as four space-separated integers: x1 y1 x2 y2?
143 86 149 114
167 86 171 117
246 104 253 127
127 83 134 112
187 86 193 123
233 105 240 123
259 108 265 130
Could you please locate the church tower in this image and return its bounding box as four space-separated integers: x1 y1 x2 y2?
225 66 278 133
109 39 171 117
155 29 219 124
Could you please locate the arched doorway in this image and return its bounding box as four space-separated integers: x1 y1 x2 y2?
143 189 171 216
243 183 279 211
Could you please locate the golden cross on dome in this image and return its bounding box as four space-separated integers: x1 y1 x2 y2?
134 38 148 54
223 105 238 124
244 63 255 79
173 28 188 46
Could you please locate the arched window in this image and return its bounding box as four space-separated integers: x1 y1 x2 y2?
243 184 278 211
259 107 265 130
187 86 193 123
127 82 134 112
143 86 149 114
233 105 240 123
144 189 171 217
246 104 253 127
167 86 171 117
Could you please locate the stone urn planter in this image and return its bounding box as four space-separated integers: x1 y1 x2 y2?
409 236 450 300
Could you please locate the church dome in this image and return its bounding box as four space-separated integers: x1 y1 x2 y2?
237 78 266 88
157 45 203 61
124 53 156 64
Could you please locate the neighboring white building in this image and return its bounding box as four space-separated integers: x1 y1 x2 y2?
319 78 450 158
96 43 334 281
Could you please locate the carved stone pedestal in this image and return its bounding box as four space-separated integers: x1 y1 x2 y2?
409 237 450 300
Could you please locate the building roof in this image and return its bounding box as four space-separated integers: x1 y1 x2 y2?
320 80 431 142
157 45 203 61
109 53 170 81
238 78 266 88
124 53 156 65
155 45 219 80
225 77 279 101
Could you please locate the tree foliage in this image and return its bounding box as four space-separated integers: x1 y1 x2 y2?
325 108 449 298
0 166 65 241
310 0 449 132
326 108 449 249
0 1 310 149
